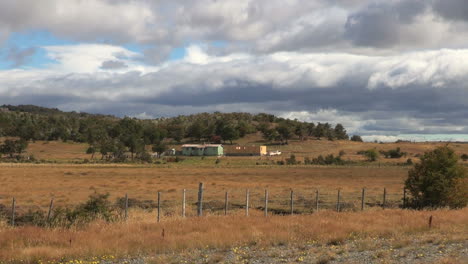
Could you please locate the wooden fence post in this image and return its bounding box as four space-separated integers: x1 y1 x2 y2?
224 191 229 216
11 197 16 226
403 188 407 208
245 189 250 216
361 188 365 211
197 183 204 216
315 190 319 212
157 192 161 222
336 189 341 212
264 189 268 217
124 193 128 220
182 189 186 218
47 198 54 224
290 190 294 215
382 188 386 209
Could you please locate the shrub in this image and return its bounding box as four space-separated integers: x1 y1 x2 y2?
405 146 467 209
406 158 413 165
461 154 468 161
381 147 406 158
276 160 285 165
286 154 297 165
350 135 363 142
359 149 378 162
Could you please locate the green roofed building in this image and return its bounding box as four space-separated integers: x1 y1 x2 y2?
181 144 223 156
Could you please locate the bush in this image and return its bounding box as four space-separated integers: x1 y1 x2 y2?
358 149 378 162
286 154 297 165
350 135 363 142
405 146 467 209
276 160 285 165
461 154 468 161
381 147 406 158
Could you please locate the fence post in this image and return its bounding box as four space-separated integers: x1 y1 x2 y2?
182 189 186 217
245 189 250 216
336 189 341 212
264 189 268 217
197 183 204 216
224 191 229 216
403 188 407 208
382 188 386 209
124 193 128 220
290 190 294 215
361 188 365 211
11 197 16 226
157 192 161 222
315 190 319 212
47 198 54 224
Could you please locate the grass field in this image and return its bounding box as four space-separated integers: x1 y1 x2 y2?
0 208 466 263
0 139 467 263
16 136 468 165
0 164 409 215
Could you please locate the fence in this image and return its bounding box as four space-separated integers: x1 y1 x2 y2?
2 183 411 226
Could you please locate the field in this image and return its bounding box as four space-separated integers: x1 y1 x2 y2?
19 136 468 165
0 139 467 263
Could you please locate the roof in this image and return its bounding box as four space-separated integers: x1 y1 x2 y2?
182 144 222 148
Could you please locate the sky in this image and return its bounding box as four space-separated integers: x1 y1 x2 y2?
0 0 467 142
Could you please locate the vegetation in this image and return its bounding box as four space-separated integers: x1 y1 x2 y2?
350 135 363 142
304 154 345 165
0 208 466 262
380 147 407 159
405 146 468 209
0 139 28 158
358 149 379 162
461 153 468 161
0 105 349 162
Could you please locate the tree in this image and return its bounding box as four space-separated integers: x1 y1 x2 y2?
276 122 293 144
350 135 363 142
0 139 28 158
152 141 168 158
405 146 467 209
334 124 348 140
220 124 239 144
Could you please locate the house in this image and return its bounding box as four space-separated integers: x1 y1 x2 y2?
224 145 267 156
181 144 223 156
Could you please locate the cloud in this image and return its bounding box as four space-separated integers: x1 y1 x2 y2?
433 0 468 22
100 60 128 70
2 0 468 56
0 45 467 137
4 46 37 67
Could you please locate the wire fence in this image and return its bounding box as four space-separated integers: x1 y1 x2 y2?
1 183 410 226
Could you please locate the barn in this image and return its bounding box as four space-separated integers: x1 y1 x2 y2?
224 145 267 156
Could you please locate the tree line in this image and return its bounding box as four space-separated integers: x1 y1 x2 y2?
0 105 350 161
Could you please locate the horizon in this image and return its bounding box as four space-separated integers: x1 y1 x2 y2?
1 1 467 141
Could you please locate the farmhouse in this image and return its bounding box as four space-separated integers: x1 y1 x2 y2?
224 145 267 156
181 144 223 156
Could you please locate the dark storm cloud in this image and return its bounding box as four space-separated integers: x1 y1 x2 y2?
344 1 428 47
433 0 468 21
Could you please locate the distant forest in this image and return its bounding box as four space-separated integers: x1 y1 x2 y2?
0 105 349 160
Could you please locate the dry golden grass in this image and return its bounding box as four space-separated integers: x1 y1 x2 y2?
8 136 468 165
25 141 89 161
0 164 408 213
0 208 466 262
